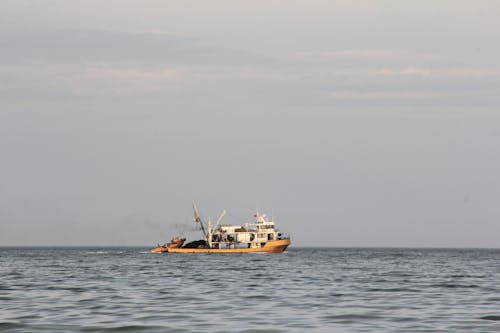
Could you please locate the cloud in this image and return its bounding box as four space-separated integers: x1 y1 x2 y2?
379 67 432 77
1 29 499 108
329 90 445 100
378 67 500 79
0 63 182 98
445 68 500 78
289 48 449 66
85 67 179 82
0 28 267 67
0 61 300 100
0 28 288 99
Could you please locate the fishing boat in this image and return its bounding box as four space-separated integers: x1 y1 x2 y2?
150 237 186 253
150 201 290 253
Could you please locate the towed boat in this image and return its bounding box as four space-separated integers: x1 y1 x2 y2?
150 237 186 253
150 202 290 254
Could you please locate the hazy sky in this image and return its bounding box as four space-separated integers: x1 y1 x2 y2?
1 1 499 247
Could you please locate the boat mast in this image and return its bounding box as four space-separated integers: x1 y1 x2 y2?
214 209 226 229
207 219 212 248
192 200 207 239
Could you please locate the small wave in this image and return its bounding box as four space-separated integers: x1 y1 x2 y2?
480 315 500 321
487 297 500 302
81 325 167 332
385 271 414 277
240 329 287 333
0 322 24 329
448 274 486 278
430 283 479 289
45 286 87 293
321 313 380 322
366 287 419 293
246 294 272 300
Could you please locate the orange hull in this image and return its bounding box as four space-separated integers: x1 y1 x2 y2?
166 239 290 254
150 246 168 253
150 238 185 253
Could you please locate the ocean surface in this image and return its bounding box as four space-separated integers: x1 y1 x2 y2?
1 247 500 333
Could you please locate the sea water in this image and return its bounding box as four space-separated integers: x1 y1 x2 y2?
1 247 499 332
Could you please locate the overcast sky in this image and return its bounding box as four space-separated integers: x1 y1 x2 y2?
1 1 499 247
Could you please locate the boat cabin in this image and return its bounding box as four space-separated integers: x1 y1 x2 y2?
208 213 282 249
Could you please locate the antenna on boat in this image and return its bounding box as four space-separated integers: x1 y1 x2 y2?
192 200 207 238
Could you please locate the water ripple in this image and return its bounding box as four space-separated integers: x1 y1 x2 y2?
1 247 500 332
